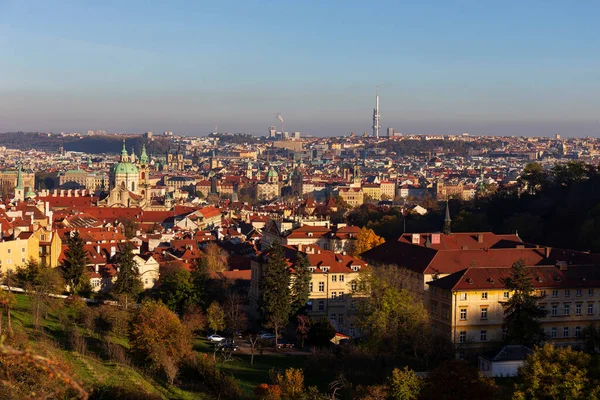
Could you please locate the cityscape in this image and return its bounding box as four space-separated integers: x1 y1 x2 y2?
1 1 600 399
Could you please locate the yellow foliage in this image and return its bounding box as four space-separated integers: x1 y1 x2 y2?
351 227 385 257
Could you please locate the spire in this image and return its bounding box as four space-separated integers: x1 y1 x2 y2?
120 139 128 162
140 144 148 164
16 163 23 190
444 199 451 235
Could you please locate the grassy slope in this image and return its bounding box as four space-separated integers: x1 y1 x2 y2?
9 294 309 398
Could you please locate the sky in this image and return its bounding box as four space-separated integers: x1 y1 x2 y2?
1 1 600 137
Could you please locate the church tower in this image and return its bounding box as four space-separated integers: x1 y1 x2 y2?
14 164 24 202
138 144 150 202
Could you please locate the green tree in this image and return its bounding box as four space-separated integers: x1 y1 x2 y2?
61 231 90 295
513 344 599 400
501 260 547 347
296 315 311 348
259 242 292 347
518 162 548 194
112 243 143 308
18 261 65 330
291 253 311 314
388 367 421 400
156 265 196 313
307 317 335 347
206 301 225 333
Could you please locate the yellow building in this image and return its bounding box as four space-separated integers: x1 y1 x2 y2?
250 244 367 337
337 187 364 207
0 233 40 273
362 184 381 201
428 265 600 351
33 227 62 268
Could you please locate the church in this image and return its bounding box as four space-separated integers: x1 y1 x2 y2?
100 141 150 208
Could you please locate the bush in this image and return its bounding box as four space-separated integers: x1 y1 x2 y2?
103 341 130 365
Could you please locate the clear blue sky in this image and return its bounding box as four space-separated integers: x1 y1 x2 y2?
1 0 600 136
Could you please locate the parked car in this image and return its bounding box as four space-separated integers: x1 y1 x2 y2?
219 341 238 351
207 334 225 342
276 339 295 349
259 332 277 340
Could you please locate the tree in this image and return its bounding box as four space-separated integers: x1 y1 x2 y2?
61 231 90 295
513 344 599 400
202 242 228 274
112 243 143 308
156 266 196 313
518 162 548 194
350 227 385 257
259 242 292 347
388 367 421 400
354 265 430 358
17 260 64 330
291 253 311 314
0 291 16 336
206 301 225 333
308 318 335 347
129 301 192 383
420 360 496 400
272 368 305 400
501 260 547 347
224 292 247 337
296 315 311 348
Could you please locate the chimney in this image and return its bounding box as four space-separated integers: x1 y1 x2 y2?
477 234 484 243
74 190 79 197
96 245 100 253
545 247 551 258
60 190 64 197
95 265 99 273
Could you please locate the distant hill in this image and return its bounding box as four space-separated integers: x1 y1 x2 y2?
0 132 172 155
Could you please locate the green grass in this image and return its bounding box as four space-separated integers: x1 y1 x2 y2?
6 294 210 399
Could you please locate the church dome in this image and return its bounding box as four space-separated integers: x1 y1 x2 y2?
112 162 138 175
267 167 278 178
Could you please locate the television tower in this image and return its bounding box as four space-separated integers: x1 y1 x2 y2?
372 87 380 138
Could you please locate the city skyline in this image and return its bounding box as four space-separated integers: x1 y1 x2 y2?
2 1 600 137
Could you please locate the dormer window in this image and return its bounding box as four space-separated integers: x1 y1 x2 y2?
308 267 316 272
351 265 360 272
321 267 329 273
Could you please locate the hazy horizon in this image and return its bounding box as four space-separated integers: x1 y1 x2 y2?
2 1 600 137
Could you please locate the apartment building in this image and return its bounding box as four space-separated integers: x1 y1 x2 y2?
428 264 600 349
250 244 367 336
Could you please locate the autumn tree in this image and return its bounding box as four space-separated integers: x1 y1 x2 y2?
224 292 247 337
513 344 599 400
0 291 16 336
501 260 547 347
206 301 226 333
420 360 496 400
259 242 292 347
290 252 311 314
272 368 305 400
61 231 91 295
202 242 229 274
388 367 422 400
296 315 311 348
112 243 143 308
350 227 385 257
129 301 192 384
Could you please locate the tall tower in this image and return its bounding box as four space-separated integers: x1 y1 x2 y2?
372 87 380 138
14 163 24 202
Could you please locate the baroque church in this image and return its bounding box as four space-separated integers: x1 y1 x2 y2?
99 141 150 208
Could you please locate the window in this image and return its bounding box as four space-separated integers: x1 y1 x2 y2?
540 290 546 297
7 249 10 254
309 282 313 292
460 309 467 320
338 291 344 301
577 289 582 297
331 292 337 300
481 292 488 300
351 300 356 310
552 289 558 298
481 308 488 319
502 328 507 341
319 282 324 292
551 327 557 338
332 275 337 282
565 289 570 297
460 293 467 301
351 281 357 291
564 304 570 315
590 289 594 297
504 291 510 299
350 326 356 337
330 313 336 321
40 234 45 241
431 302 438 314
564 327 569 338
338 314 344 325
339 275 344 282
552 304 558 316
480 330 487 342
576 303 582 315
431 287 437 296
576 326 582 338
306 301 313 311
459 331 466 343
318 300 324 311
589 303 594 315
21 248 25 253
